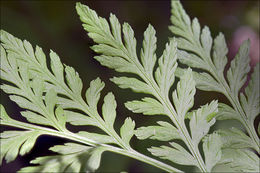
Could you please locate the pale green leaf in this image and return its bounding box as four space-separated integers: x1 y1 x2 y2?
94 55 136 73
240 63 260 123
109 13 122 44
86 147 105 171
55 106 67 130
191 18 201 42
219 148 259 172
215 103 240 121
202 133 222 172
120 117 135 145
175 37 198 54
148 142 197 166
0 130 42 164
65 66 83 96
58 97 84 110
23 40 35 59
19 143 104 172
45 88 57 115
65 110 98 126
102 92 117 128
135 121 180 141
17 61 30 85
76 3 112 45
227 40 250 95
85 77 105 109
140 24 157 77
0 104 11 121
50 50 64 82
111 77 152 94
177 50 208 71
212 33 228 76
155 39 178 96
1 28 186 172
170 0 191 31
91 44 125 58
171 1 260 153
31 78 45 101
193 72 223 93
201 26 212 58
172 68 195 119
50 143 92 154
125 97 165 116
189 100 218 145
122 23 138 62
0 84 25 98
217 127 258 151
77 131 114 144
77 2 223 172
21 111 52 126
35 46 47 68
50 143 105 172
9 95 43 115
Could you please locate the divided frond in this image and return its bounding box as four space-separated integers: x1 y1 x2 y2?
19 143 105 172
169 0 260 158
0 30 181 172
77 2 221 172
0 106 43 165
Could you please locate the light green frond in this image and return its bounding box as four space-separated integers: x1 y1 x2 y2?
148 142 197 166
19 143 105 172
102 92 117 129
120 117 135 146
172 68 196 119
77 132 114 144
85 77 105 109
77 2 220 172
215 103 240 121
170 0 259 157
155 39 178 96
219 148 259 172
212 33 228 76
227 40 250 94
1 130 42 164
189 100 218 145
1 30 182 172
135 121 180 141
125 97 165 116
111 77 152 94
240 63 260 123
141 24 157 77
217 127 257 150
202 133 222 172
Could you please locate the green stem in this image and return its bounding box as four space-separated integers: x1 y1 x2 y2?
1 120 183 173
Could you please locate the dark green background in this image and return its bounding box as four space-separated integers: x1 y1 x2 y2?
1 0 259 172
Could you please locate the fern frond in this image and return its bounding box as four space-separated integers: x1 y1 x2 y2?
217 127 259 172
19 143 105 172
0 30 182 172
77 3 222 172
169 0 259 155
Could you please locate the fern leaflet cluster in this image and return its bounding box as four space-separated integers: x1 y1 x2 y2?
169 1 259 171
76 2 224 172
0 30 180 172
0 1 259 172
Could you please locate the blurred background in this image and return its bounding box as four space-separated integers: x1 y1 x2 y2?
1 0 259 172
